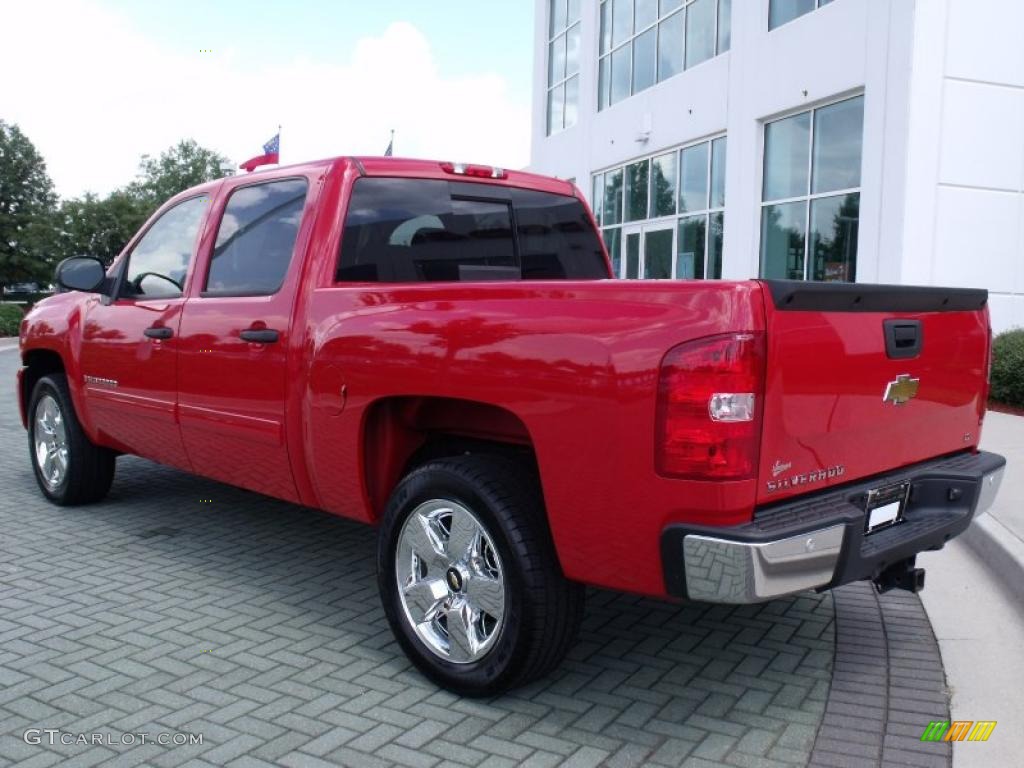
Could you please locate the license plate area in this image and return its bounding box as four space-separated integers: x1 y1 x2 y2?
864 481 910 534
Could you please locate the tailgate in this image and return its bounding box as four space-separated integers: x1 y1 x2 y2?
756 280 990 505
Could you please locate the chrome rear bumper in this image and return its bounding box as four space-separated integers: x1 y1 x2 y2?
662 451 1006 603
683 525 845 603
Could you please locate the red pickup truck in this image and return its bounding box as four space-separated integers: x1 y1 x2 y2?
17 156 1005 695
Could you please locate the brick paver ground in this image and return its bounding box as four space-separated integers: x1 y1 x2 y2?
0 349 950 767
809 584 951 768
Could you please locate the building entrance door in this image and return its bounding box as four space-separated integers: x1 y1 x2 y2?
618 223 675 279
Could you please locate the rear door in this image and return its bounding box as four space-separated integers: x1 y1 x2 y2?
176 176 314 502
757 281 990 504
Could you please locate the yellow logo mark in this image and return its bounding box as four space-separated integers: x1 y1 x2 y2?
963 722 997 742
884 374 920 406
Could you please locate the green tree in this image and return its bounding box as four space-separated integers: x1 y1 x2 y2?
128 138 231 211
0 120 58 292
54 191 149 266
53 138 230 267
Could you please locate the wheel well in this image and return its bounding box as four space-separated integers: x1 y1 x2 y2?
21 350 65 415
363 396 538 518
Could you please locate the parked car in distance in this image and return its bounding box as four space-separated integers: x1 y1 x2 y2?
16 156 1006 695
3 282 55 302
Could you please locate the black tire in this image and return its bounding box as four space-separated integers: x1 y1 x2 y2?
27 373 115 505
377 455 584 696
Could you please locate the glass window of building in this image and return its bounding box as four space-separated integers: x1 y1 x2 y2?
769 0 835 31
547 0 582 135
592 136 726 280
760 95 864 282
598 0 731 110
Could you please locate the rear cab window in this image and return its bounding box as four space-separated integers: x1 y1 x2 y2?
337 178 608 282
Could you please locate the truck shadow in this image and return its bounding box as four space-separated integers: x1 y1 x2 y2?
2 454 835 765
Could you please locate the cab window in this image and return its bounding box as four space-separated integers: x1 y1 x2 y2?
122 196 207 299
337 178 516 282
337 177 607 282
205 178 309 296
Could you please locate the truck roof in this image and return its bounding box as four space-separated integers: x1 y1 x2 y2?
353 157 577 196
194 156 578 199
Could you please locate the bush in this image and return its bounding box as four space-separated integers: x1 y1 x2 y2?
0 303 24 337
990 329 1024 408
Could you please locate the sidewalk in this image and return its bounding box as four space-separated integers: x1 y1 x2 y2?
919 540 1024 768
916 409 1024 768
963 411 1024 602
0 338 18 352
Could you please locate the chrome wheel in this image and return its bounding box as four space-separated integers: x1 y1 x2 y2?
395 499 506 664
34 394 68 490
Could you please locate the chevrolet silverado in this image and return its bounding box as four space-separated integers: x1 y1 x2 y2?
17 156 1006 695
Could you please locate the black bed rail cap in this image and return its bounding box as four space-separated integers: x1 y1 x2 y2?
760 280 988 313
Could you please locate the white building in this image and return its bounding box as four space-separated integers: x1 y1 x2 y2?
530 0 1024 332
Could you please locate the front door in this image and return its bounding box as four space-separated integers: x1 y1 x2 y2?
176 176 313 503
78 195 209 468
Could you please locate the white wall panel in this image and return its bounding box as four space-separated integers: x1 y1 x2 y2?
945 0 1024 88
939 80 1024 192
932 186 1020 291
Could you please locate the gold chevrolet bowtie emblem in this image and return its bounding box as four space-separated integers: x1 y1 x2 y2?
883 374 920 406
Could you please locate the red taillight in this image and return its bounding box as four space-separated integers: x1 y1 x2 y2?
440 161 507 179
655 332 766 481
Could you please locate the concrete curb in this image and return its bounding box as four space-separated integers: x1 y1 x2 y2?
961 512 1024 605
0 338 19 352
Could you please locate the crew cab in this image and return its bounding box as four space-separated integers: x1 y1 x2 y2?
17 156 1005 695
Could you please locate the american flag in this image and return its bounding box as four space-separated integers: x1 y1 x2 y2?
239 130 281 172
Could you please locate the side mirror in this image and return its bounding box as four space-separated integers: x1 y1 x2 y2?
55 257 107 293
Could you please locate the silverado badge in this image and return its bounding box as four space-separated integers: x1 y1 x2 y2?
883 374 919 406
766 465 845 493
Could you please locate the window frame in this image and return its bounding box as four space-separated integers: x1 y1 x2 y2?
593 133 726 280
758 93 864 282
546 0 582 136
114 194 210 302
597 0 729 112
199 175 310 299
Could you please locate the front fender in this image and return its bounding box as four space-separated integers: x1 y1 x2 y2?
19 293 99 441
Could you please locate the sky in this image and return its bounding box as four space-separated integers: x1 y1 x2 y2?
0 0 536 199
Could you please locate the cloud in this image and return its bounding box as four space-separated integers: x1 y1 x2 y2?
0 1 532 199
